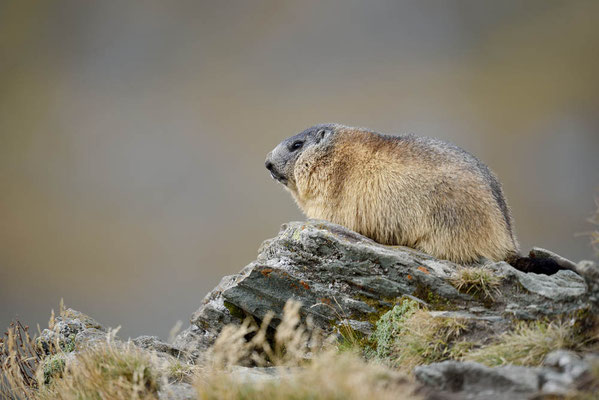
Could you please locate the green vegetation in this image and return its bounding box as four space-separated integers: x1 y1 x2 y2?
39 354 65 385
370 299 420 359
369 299 467 372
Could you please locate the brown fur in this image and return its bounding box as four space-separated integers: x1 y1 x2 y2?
286 126 518 264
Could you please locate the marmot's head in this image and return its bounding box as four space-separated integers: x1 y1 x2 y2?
265 124 337 192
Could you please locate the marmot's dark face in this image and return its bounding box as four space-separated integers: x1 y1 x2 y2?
265 124 335 190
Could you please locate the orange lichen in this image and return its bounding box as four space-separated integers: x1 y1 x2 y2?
260 268 274 277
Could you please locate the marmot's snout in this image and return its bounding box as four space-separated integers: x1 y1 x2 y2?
265 153 288 185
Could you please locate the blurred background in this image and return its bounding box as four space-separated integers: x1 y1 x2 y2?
1 0 598 339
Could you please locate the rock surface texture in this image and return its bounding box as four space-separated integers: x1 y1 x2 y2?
175 220 593 347
38 220 599 399
173 220 599 399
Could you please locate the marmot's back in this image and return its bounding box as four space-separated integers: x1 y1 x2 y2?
297 129 517 264
265 124 559 273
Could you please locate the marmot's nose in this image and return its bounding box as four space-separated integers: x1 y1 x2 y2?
265 160 274 172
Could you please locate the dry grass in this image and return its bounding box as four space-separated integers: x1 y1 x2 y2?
164 358 197 383
196 299 421 399
2 302 418 400
36 343 160 400
15 297 599 399
195 351 420 400
386 310 466 372
210 300 327 368
1 310 162 400
370 299 467 373
450 266 502 300
464 319 592 367
0 321 43 400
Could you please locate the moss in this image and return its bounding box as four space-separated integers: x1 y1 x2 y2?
224 301 246 320
355 294 402 326
369 300 468 372
62 337 75 353
570 306 599 340
412 283 456 311
41 354 66 385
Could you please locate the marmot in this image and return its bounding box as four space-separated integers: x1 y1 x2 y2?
265 123 562 274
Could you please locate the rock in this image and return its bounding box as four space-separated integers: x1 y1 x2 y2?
170 220 598 398
37 308 185 362
415 361 542 400
133 335 184 358
541 350 599 395
175 220 598 354
415 351 599 399
32 220 598 399
38 308 108 353
158 382 196 400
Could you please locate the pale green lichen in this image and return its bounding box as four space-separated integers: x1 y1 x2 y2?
369 299 468 372
370 299 421 360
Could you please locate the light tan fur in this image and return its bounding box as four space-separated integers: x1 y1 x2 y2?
286 127 518 264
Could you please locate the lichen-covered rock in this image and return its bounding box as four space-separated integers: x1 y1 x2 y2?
170 220 599 398
37 309 107 354
28 220 599 399
37 308 184 362
175 220 598 355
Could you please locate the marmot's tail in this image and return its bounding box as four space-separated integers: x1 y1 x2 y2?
506 248 577 275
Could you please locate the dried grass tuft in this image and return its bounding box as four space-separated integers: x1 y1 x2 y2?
1 321 42 400
464 319 594 367
210 300 327 368
195 350 420 400
450 266 501 300
37 343 160 400
196 299 421 400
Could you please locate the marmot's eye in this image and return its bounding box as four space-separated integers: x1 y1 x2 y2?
290 141 304 151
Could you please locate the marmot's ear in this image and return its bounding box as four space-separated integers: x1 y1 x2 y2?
315 129 331 144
